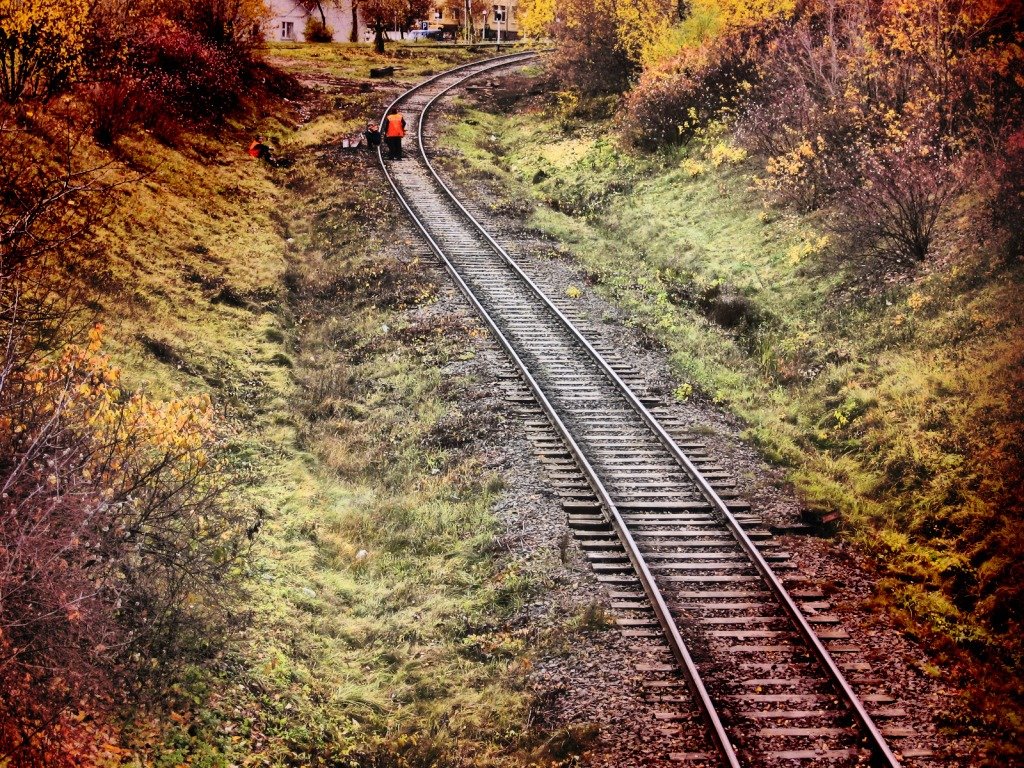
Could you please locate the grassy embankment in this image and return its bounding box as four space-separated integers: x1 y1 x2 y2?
443 84 1024 748
91 44 551 766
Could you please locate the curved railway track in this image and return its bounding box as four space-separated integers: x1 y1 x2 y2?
377 53 926 767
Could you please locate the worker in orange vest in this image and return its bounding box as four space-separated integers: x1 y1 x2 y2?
248 136 275 165
383 108 406 160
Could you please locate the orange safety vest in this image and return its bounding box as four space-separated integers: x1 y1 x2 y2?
384 113 405 138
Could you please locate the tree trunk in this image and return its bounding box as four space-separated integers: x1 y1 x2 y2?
315 0 326 26
374 21 385 53
350 0 359 42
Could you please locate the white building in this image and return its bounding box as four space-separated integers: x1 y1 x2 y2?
264 0 363 43
425 1 520 41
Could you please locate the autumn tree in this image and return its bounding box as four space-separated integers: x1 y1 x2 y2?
295 0 342 39
298 0 332 25
519 0 555 36
398 0 434 34
0 0 91 102
522 0 636 95
356 0 432 52
614 0 681 67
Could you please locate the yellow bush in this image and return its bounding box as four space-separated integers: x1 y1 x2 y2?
0 0 90 102
907 291 929 312
49 326 216 481
555 90 581 121
785 234 829 265
680 158 706 177
709 141 747 166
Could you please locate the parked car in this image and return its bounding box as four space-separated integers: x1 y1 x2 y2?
408 28 446 41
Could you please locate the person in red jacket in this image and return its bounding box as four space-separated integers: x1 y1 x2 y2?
383 108 406 160
248 136 275 165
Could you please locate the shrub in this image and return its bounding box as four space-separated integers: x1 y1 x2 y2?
620 68 703 149
709 140 746 166
680 157 705 176
785 233 829 265
0 327 252 765
0 114 253 766
738 5 874 208
740 0 1024 211
542 0 636 98
304 17 334 42
831 134 959 263
129 17 244 123
619 27 760 149
173 0 269 56
751 127 857 211
81 0 280 137
87 76 147 146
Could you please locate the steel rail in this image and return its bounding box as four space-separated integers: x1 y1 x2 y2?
377 48 537 125
379 55 900 767
411 60 903 768
378 54 741 767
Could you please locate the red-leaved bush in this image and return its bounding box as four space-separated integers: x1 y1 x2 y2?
130 17 244 123
544 0 637 98
82 0 275 144
832 132 960 262
0 324 252 766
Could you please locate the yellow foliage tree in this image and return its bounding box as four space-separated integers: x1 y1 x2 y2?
649 0 795 61
615 0 678 67
546 0 799 72
0 0 91 102
519 0 556 36
700 0 795 28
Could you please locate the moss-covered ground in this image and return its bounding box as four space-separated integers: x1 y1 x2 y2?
90 44 554 767
442 79 1024 752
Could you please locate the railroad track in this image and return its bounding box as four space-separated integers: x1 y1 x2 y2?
378 53 931 766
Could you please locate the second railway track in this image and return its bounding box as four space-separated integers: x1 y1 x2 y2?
377 52 932 767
